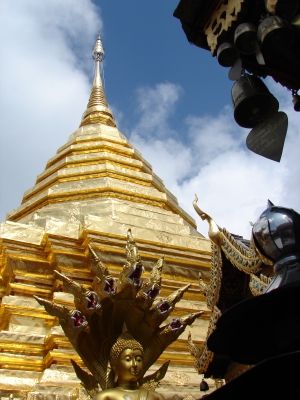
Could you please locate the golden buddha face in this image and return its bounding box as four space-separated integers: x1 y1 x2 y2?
116 348 144 383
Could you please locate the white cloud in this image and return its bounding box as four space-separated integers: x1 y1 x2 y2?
133 136 193 184
130 82 192 183
132 82 182 138
129 79 300 239
0 0 101 220
185 108 243 165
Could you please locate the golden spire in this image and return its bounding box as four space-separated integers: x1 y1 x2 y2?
80 36 116 127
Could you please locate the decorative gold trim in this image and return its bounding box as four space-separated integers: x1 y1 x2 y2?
23 172 154 203
57 134 130 153
80 112 116 128
205 243 223 310
204 0 245 53
249 273 272 296
46 142 134 169
193 196 262 274
0 341 45 356
38 152 143 181
219 228 262 274
188 305 221 374
11 190 197 231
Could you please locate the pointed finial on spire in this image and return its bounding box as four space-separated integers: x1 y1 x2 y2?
93 35 104 62
80 36 115 127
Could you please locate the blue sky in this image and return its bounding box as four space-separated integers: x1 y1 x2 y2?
98 1 232 125
1 0 300 237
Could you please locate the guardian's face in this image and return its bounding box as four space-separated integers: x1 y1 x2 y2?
117 348 144 382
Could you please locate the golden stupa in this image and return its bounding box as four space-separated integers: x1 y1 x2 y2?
0 38 212 399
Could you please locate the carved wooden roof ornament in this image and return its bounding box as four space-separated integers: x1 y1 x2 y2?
204 0 245 53
188 196 272 380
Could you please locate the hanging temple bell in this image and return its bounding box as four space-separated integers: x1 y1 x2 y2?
234 22 258 55
231 74 279 128
212 2 299 161
216 22 280 129
217 42 239 67
257 15 295 56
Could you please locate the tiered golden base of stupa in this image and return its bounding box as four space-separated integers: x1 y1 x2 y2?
0 220 211 399
0 121 212 398
7 123 196 230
